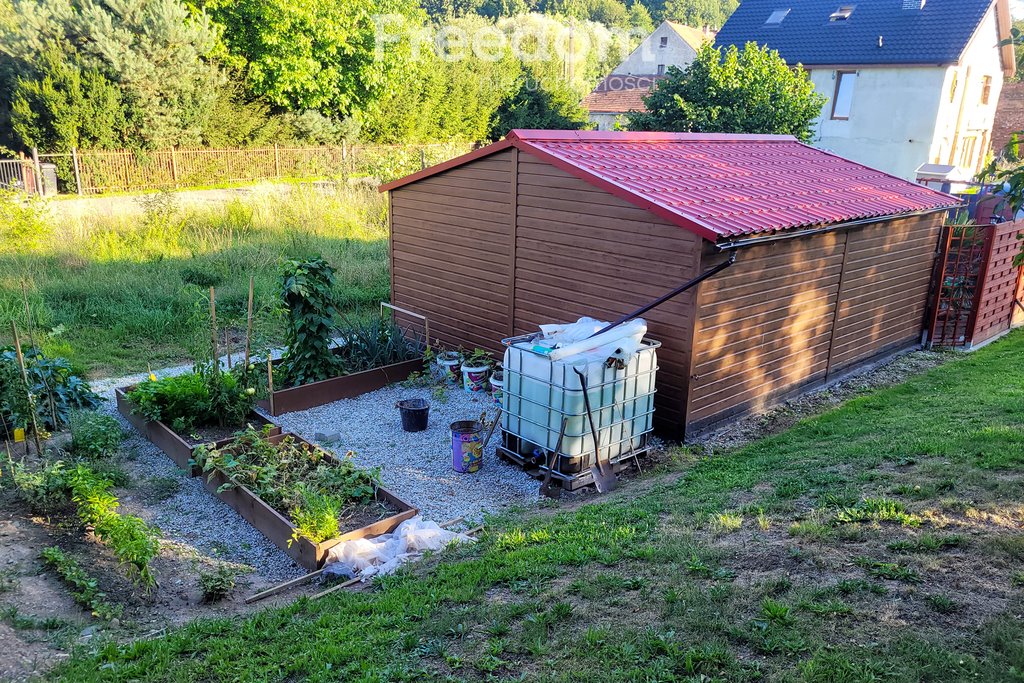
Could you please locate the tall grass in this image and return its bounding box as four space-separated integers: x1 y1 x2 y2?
0 186 389 376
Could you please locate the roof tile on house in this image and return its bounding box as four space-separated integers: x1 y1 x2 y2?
715 0 1006 71
381 130 959 243
582 75 661 113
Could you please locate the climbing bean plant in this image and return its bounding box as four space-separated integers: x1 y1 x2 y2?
279 257 343 386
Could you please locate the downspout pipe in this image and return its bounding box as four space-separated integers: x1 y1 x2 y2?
592 250 737 337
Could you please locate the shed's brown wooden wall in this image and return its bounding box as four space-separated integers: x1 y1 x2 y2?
389 149 944 438
511 154 701 432
972 221 1024 347
389 149 515 352
687 215 941 433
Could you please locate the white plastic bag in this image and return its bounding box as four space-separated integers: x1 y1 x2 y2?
324 516 475 580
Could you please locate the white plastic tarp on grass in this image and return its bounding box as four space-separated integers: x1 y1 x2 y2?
325 516 475 580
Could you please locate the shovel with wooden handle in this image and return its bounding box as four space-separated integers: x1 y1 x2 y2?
539 417 569 499
574 368 616 493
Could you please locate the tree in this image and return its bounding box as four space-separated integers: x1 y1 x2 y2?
1 0 225 148
198 0 424 115
628 2 654 33
487 66 590 140
629 42 826 142
661 0 736 28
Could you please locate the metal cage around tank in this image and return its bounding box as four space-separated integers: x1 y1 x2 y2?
496 333 660 489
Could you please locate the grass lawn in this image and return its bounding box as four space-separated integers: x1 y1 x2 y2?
52 332 1024 682
0 186 389 377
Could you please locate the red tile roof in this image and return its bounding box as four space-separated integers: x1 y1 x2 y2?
582 75 662 114
380 130 960 243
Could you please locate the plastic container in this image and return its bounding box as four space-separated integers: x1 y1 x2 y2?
396 398 429 432
489 369 504 406
450 420 483 473
461 361 490 393
500 334 659 463
436 352 462 386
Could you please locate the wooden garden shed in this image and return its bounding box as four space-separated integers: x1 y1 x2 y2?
380 130 960 437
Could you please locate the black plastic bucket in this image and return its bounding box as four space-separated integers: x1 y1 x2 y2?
396 398 429 432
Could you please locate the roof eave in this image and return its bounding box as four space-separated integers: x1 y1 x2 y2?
378 139 514 192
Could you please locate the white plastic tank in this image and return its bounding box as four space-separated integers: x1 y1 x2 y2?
500 334 659 463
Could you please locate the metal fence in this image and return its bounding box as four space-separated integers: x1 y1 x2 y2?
3 142 474 196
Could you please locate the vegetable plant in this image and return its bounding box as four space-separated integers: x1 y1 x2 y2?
69 411 126 459
0 347 101 432
334 315 421 376
127 362 258 434
198 564 237 602
279 257 343 386
193 426 381 544
40 547 122 621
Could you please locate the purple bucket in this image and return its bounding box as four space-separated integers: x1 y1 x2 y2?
450 420 483 473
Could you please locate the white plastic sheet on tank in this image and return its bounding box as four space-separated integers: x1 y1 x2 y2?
325 516 475 580
500 317 659 461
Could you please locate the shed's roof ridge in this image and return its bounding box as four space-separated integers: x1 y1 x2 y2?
379 130 960 243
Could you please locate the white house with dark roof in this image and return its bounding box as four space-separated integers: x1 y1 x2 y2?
716 0 1016 180
583 21 714 130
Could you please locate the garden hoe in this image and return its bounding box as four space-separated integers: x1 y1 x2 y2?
539 417 569 499
574 368 616 494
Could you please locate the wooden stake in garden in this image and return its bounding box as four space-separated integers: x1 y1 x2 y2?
244 276 254 369
209 287 219 367
267 356 275 415
10 322 43 456
225 329 231 369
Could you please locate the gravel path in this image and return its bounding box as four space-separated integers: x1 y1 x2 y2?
91 359 540 583
276 384 540 522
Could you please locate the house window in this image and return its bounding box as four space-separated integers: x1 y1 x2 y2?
830 5 855 21
659 36 668 48
831 71 857 120
981 76 992 105
766 8 790 24
657 64 666 75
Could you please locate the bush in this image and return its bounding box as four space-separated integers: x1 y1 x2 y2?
198 564 237 602
69 411 125 459
0 190 52 253
279 257 343 386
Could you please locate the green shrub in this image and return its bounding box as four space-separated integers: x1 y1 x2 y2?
0 190 52 253
69 411 125 459
9 459 70 513
40 547 121 621
198 564 237 602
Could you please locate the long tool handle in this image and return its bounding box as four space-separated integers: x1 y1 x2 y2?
481 406 503 452
542 417 569 483
574 369 602 471
590 251 737 338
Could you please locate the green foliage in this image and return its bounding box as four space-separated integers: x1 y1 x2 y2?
40 547 122 621
854 557 922 584
8 458 70 513
193 426 380 544
69 410 125 459
10 44 128 189
334 315 422 375
0 346 102 432
66 464 160 586
0 190 51 252
834 498 920 527
487 67 590 141
126 363 257 433
279 257 343 386
662 0 736 27
197 564 236 602
629 42 827 142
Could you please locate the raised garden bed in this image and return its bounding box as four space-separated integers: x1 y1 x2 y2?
259 356 424 416
115 386 278 475
196 432 417 570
